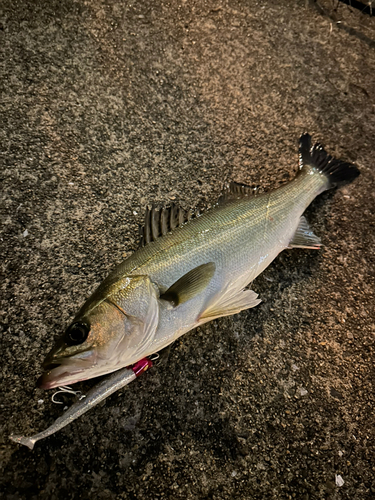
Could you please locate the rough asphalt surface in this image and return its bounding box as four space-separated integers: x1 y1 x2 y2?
1 0 374 499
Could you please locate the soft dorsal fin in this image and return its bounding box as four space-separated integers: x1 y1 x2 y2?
160 262 216 306
218 181 260 205
139 204 202 247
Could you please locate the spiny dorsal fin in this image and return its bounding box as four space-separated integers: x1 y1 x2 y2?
218 181 260 206
139 204 201 247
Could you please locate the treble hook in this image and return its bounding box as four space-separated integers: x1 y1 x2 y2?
51 386 86 404
149 353 160 362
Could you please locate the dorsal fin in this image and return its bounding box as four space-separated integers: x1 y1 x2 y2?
139 182 259 247
139 204 201 247
218 181 260 205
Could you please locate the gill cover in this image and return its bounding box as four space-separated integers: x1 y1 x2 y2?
103 274 160 361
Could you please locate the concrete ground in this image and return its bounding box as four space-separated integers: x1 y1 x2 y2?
1 0 374 498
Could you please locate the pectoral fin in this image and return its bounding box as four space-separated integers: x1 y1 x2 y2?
160 262 216 306
288 216 321 250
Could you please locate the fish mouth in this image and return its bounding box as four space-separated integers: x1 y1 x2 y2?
37 352 97 390
37 364 86 390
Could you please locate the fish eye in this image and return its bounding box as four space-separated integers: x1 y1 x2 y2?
65 322 90 345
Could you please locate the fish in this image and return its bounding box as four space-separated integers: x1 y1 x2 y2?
37 133 360 390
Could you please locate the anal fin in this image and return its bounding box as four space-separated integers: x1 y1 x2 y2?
199 288 261 322
288 216 321 250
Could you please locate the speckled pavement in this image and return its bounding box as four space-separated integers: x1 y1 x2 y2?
1 1 374 499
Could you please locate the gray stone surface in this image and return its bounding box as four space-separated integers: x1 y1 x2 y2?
1 0 374 498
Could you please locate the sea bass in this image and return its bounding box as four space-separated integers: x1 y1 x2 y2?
38 134 359 390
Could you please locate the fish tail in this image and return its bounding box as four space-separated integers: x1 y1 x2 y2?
299 133 360 189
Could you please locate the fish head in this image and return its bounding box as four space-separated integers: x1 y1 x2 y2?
37 275 159 389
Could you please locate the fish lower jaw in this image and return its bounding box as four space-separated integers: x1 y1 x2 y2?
38 350 100 389
36 358 130 390
37 368 87 390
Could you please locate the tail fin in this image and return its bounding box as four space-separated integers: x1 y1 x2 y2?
299 133 360 188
